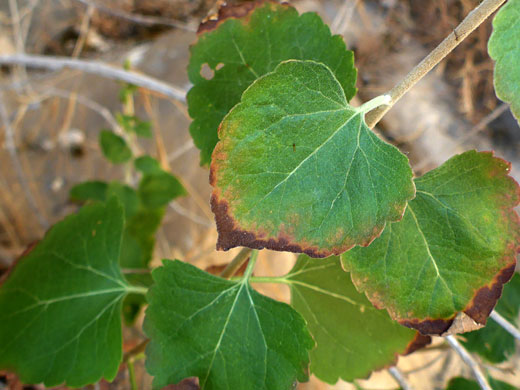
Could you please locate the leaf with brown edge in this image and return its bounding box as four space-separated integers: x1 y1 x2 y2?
342 151 520 335
286 255 430 384
188 0 357 165
210 60 414 258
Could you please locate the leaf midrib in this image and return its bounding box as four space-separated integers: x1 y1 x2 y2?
246 109 361 214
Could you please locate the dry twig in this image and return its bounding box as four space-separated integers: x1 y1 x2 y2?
0 54 187 102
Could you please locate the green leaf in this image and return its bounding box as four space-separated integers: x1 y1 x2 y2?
488 0 520 124
461 273 520 362
116 114 153 138
106 181 140 218
99 130 132 164
211 60 414 257
69 180 108 202
0 199 133 387
446 376 516 390
287 255 429 384
188 1 357 165
342 151 520 335
69 173 183 323
138 171 186 208
135 155 162 174
144 260 314 389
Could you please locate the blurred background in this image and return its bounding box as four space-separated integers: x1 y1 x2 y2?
0 0 519 389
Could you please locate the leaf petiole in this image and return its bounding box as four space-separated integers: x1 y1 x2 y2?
125 285 149 296
242 250 259 281
356 94 392 115
248 276 289 284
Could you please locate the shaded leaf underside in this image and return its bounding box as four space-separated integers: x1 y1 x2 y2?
342 151 520 335
287 255 430 384
211 60 414 257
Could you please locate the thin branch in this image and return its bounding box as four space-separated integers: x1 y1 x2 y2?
41 87 121 132
220 248 253 279
0 92 49 229
0 54 187 103
123 340 149 363
445 335 491 390
71 0 197 32
72 4 94 58
168 201 214 228
365 0 507 128
490 310 520 341
388 366 414 390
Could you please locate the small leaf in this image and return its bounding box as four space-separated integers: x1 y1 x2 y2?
144 260 314 389
446 376 516 390
461 273 520 363
69 180 108 202
99 130 132 164
211 60 414 257
138 171 186 208
0 199 131 387
488 0 520 124
116 114 153 138
135 156 162 174
188 1 357 165
287 255 430 384
342 151 520 335
106 181 140 217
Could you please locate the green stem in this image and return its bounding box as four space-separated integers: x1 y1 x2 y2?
128 359 138 390
125 285 148 295
248 276 289 284
365 0 507 128
220 247 253 279
243 250 258 280
357 94 391 115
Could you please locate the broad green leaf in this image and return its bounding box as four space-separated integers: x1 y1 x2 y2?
462 273 520 362
211 60 414 257
488 0 520 124
342 151 520 335
287 255 430 384
446 376 516 390
0 199 133 387
69 177 177 323
99 130 132 164
69 180 108 202
135 155 162 174
144 260 314 389
138 171 186 208
188 1 357 165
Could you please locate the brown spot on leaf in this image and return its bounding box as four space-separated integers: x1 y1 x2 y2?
210 194 329 258
197 1 287 35
441 312 485 336
403 332 432 355
399 317 455 335
463 260 516 325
